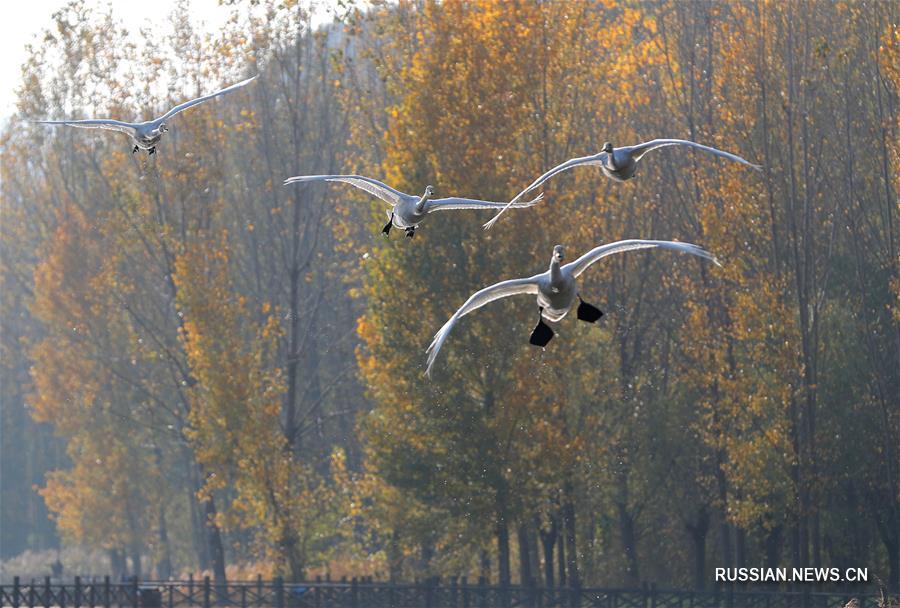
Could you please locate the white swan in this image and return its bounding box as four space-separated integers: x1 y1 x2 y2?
425 239 720 377
283 174 542 238
35 75 258 155
483 139 762 229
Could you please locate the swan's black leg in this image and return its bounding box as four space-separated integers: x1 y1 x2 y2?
148 147 156 155
529 308 555 347
576 295 603 323
382 214 393 236
405 227 416 238
132 145 139 154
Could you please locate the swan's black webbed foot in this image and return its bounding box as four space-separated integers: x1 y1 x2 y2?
576 295 603 323
529 309 555 347
405 227 416 238
148 147 156 155
382 214 393 236
132 145 139 154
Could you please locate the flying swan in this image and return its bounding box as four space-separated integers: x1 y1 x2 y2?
425 239 720 377
483 139 762 229
35 75 258 155
283 175 542 238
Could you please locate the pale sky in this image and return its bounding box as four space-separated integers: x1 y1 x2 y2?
0 0 342 118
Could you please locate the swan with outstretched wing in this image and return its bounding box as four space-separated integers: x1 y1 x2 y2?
283 174 542 238
35 75 258 155
483 139 761 229
425 239 720 377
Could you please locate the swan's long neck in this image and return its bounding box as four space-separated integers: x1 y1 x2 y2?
415 193 430 213
550 259 563 284
606 149 617 170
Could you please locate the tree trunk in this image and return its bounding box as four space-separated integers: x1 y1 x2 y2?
735 527 746 569
517 523 533 587
281 528 305 582
562 482 580 595
686 508 709 591
557 523 566 588
388 531 402 583
130 546 142 581
617 471 640 586
157 503 173 580
765 523 782 571
186 453 210 571
109 549 127 581
538 515 556 589
528 520 541 589
421 538 435 573
204 494 227 582
497 517 511 589
715 439 733 571
480 549 492 584
878 530 899 593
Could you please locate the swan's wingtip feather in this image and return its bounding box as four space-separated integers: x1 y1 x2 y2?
524 192 544 207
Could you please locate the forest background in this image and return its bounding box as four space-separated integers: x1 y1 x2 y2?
1 0 897 593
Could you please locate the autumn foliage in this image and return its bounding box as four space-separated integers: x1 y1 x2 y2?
1 0 896 591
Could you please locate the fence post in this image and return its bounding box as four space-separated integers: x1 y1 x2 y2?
131 577 138 608
44 576 51 608
478 576 488 608
28 579 35 608
103 576 110 608
13 576 21 608
168 584 173 608
74 577 81 608
461 576 469 608
203 577 211 608
351 577 359 608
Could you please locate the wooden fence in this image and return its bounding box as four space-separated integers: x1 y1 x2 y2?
0 577 875 608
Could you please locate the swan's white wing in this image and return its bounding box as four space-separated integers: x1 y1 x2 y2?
563 239 720 279
283 174 408 206
425 276 541 377
426 192 543 212
625 139 762 169
157 75 258 123
482 153 606 230
35 119 138 136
